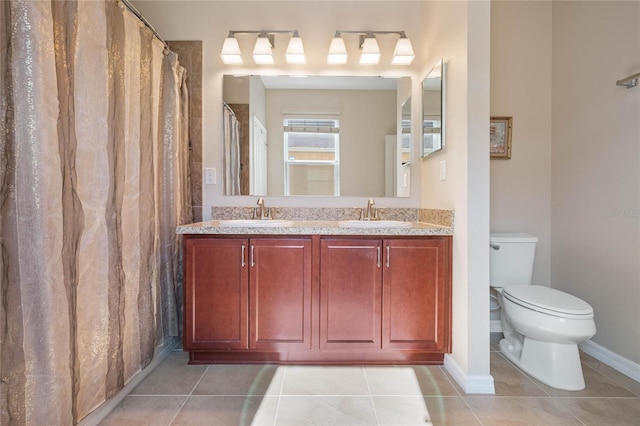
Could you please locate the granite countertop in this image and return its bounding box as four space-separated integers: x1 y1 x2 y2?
176 220 453 236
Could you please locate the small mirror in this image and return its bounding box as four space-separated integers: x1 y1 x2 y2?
422 59 444 157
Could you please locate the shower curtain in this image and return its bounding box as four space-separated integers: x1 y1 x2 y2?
223 102 241 195
0 0 192 424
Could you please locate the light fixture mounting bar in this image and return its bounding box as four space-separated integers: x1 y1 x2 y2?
334 30 408 49
228 30 300 48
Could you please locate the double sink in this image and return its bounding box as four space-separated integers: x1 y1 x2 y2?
217 198 412 229
217 219 412 229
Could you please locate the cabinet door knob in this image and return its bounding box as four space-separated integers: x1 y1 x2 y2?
377 246 381 268
386 245 390 268
242 245 246 267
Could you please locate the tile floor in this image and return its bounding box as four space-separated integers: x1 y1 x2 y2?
100 334 640 425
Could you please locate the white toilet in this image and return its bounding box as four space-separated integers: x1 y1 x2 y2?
490 233 596 391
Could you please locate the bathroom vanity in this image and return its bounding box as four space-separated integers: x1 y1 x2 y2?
178 218 452 365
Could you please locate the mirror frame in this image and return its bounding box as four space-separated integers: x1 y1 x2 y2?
421 59 445 157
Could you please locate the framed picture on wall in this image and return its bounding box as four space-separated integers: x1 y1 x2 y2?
490 116 512 159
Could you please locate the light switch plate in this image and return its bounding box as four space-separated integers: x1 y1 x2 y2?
205 168 216 185
439 160 446 181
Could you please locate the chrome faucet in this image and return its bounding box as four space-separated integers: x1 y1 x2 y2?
361 198 378 221
253 197 271 220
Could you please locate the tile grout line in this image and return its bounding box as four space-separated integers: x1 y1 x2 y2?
168 365 210 426
362 366 382 426
554 398 589 426
582 362 640 397
458 395 487 426
437 365 464 397
271 365 288 426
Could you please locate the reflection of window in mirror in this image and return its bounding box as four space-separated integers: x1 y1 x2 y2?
283 118 340 196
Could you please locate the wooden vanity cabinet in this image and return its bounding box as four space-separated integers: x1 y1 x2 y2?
183 236 312 354
382 238 450 352
183 234 451 364
320 239 383 349
184 238 248 350
249 238 312 351
320 237 451 353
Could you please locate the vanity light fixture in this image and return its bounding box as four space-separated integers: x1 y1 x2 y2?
252 32 274 64
285 31 306 64
220 30 306 65
359 33 381 65
327 31 348 64
221 32 243 64
391 34 416 65
329 30 415 65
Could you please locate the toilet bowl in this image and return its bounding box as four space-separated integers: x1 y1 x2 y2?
496 285 596 390
490 233 596 391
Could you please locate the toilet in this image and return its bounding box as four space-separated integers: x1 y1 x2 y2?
490 232 596 391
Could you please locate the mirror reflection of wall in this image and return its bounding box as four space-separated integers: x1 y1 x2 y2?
422 59 444 157
222 75 412 198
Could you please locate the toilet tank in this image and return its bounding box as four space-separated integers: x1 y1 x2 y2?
490 233 538 287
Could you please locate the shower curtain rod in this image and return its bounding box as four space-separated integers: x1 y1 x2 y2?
616 71 640 89
120 0 169 52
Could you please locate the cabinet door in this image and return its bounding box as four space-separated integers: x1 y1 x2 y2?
383 238 451 351
320 239 382 349
250 238 312 350
184 238 249 350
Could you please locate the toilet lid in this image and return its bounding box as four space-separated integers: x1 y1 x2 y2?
503 285 594 319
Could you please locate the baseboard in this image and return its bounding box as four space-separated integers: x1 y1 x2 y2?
490 320 502 333
444 354 495 394
80 336 181 426
579 339 640 382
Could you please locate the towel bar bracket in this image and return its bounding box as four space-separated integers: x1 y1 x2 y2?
616 72 640 89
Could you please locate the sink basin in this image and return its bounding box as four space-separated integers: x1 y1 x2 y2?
338 220 412 229
217 219 294 228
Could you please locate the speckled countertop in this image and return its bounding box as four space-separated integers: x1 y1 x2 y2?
176 220 452 236
176 207 454 236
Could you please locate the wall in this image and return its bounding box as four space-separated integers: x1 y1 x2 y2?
552 1 640 364
490 1 552 289
264 88 396 196
419 1 493 392
131 0 423 218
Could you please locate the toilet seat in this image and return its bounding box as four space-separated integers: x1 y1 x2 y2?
502 285 594 319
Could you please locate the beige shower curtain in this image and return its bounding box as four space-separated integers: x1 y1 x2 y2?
0 0 191 424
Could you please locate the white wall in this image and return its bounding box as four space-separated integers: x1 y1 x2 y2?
551 1 640 364
131 0 423 216
222 75 249 104
419 0 493 392
490 1 552 287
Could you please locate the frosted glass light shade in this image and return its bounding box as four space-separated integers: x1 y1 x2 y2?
327 36 347 64
391 37 415 65
360 37 380 65
253 36 274 64
286 35 306 64
221 36 243 64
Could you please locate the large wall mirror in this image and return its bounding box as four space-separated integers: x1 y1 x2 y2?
223 75 412 197
422 59 444 157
